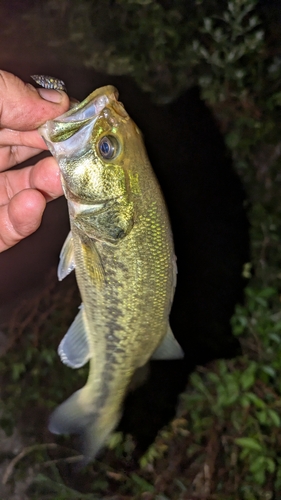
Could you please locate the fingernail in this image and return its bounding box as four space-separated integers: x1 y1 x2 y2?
37 88 63 103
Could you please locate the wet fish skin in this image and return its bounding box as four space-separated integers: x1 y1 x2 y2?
38 83 183 462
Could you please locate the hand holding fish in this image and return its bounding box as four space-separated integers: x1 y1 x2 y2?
0 70 69 252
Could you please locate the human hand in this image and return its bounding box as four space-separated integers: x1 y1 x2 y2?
0 70 70 252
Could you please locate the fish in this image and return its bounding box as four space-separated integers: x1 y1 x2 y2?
38 79 184 463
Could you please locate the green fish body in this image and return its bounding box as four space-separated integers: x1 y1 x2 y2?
39 85 183 462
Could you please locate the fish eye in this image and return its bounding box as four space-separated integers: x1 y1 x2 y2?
98 135 119 160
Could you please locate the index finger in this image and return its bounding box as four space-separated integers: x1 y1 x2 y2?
0 128 47 149
0 128 49 171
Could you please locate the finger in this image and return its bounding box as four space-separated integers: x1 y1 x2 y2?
0 130 49 171
0 156 63 205
30 155 63 201
0 189 46 252
0 70 70 130
0 145 43 171
0 128 47 149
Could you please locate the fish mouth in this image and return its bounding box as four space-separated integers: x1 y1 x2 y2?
54 85 119 125
38 85 124 155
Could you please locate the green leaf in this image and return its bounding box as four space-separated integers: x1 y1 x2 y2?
256 410 268 425
240 394 252 407
240 363 257 390
244 392 266 409
11 362 26 381
235 437 263 452
261 365 276 377
266 457 276 473
131 473 155 493
249 455 266 473
253 468 266 485
267 409 281 427
269 332 281 343
258 287 276 298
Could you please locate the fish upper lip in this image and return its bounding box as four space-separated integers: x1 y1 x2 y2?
53 85 118 124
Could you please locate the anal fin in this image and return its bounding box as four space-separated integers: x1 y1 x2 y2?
58 304 91 368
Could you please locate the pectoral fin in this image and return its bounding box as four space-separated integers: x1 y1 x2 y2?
58 304 91 368
81 237 105 286
151 325 184 360
58 231 75 281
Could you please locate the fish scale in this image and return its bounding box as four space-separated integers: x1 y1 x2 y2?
38 81 183 463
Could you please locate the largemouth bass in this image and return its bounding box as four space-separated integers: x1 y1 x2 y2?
38 81 183 462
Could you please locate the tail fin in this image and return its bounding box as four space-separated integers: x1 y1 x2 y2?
49 388 121 463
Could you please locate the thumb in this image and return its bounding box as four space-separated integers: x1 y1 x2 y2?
0 70 70 131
